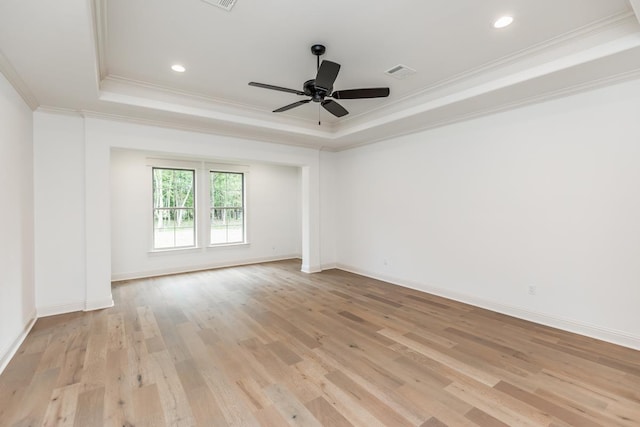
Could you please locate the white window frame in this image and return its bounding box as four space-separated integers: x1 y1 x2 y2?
151 166 197 250
207 163 249 247
147 159 249 252
209 171 245 246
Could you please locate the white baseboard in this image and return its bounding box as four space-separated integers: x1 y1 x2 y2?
85 298 114 311
37 297 114 317
320 262 338 271
111 254 301 282
336 263 640 351
0 310 37 375
37 301 85 317
301 264 322 274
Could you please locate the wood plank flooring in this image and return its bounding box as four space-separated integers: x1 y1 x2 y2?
1 260 638 426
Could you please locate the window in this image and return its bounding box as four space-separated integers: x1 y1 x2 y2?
152 167 195 249
149 162 247 251
210 171 244 244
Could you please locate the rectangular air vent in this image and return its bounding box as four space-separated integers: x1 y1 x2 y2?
201 0 237 11
385 64 416 80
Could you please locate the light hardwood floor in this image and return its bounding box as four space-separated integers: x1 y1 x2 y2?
1 260 638 426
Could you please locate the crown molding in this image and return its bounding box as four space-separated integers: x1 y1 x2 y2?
630 0 640 24
338 12 639 127
91 2 636 137
36 105 84 117
334 29 640 141
102 75 324 129
0 49 38 110
431 11 637 90
85 4 640 151
336 67 640 152
92 0 108 80
37 66 640 154
36 105 323 150
99 76 337 140
80 110 322 149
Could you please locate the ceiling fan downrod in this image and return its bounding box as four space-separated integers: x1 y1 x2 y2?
312 45 326 125
311 44 326 71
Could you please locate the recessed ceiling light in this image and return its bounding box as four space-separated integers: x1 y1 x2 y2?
171 64 186 73
493 16 514 29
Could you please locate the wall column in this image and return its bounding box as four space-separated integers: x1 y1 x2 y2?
84 119 114 310
301 163 321 273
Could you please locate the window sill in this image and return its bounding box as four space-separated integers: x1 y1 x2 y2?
147 242 250 255
148 247 202 256
207 242 250 249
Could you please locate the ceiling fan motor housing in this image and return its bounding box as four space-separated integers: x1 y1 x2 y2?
303 79 330 102
310 44 326 56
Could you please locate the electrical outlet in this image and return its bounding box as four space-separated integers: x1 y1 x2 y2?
383 259 388 266
528 285 537 296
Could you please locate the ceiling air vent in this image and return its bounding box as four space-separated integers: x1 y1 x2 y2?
201 0 237 11
385 64 416 80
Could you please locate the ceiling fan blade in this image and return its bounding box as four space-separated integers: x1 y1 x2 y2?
249 82 305 96
321 99 348 117
273 99 311 113
315 60 341 92
331 87 390 99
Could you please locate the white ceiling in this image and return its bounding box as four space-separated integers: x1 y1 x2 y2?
1 0 640 150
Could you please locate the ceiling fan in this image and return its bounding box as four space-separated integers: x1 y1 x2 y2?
249 44 390 124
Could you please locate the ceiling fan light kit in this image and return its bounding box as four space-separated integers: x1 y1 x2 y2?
249 44 390 124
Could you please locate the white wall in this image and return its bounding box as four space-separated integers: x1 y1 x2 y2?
336 79 640 349
28 80 640 350
320 150 338 268
33 113 86 315
0 72 35 372
32 112 323 315
110 149 302 280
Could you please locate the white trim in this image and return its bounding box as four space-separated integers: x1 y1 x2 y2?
210 169 248 246
111 254 301 282
90 12 639 151
93 11 634 140
36 105 83 117
82 108 322 149
149 247 203 255
149 164 198 251
207 242 250 249
301 264 322 274
206 162 250 173
336 264 640 351
320 263 338 271
37 301 85 317
0 311 37 375
145 160 250 250
51 58 640 154
101 74 326 130
53 47 640 154
336 67 640 152
85 298 114 311
146 157 201 170
37 298 114 317
91 0 108 80
630 0 640 25
0 50 38 110
337 12 637 128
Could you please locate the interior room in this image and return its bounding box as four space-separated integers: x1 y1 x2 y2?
1 0 639 425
